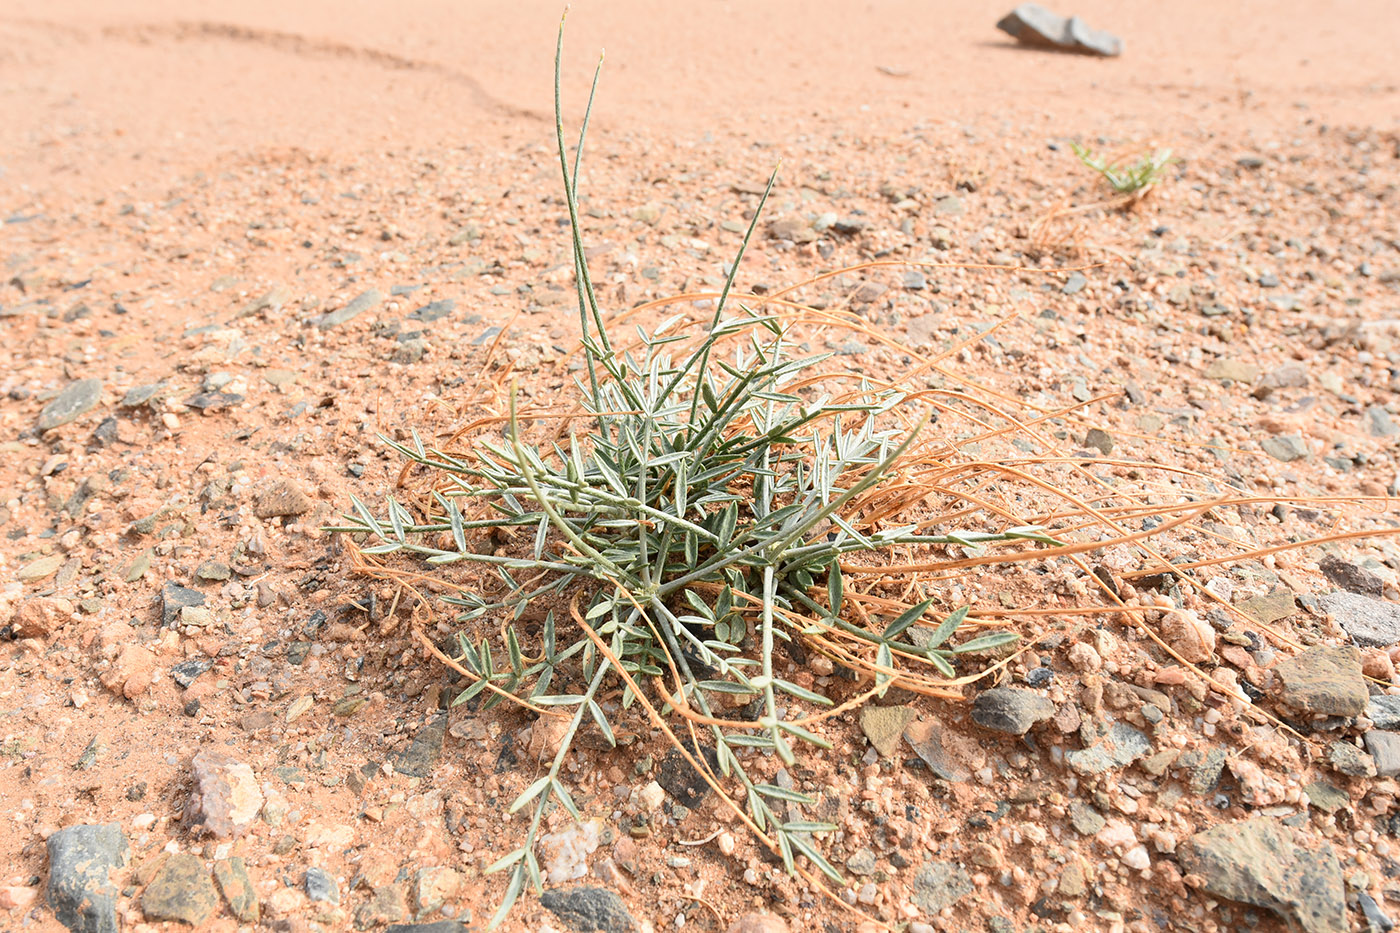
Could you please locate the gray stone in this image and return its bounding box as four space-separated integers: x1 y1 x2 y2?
902 270 926 291
539 886 638 933
38 378 103 431
1360 892 1395 933
1304 781 1350 813
1179 818 1345 933
386 924 468 933
1066 722 1151 775
184 391 244 411
305 866 340 905
995 3 1122 56
1061 271 1087 295
1370 695 1400 730
1068 801 1105 836
396 712 448 778
903 718 971 782
846 848 877 876
1320 591 1400 644
910 861 973 914
1083 428 1113 455
1275 645 1367 717
1319 558 1386 599
1364 731 1400 778
1261 435 1309 462
408 299 456 323
141 853 218 926
1237 588 1296 625
161 583 205 627
1366 406 1400 437
213 856 260 923
1327 740 1376 778
318 289 382 329
120 383 164 409
46 823 129 933
971 687 1055 735
195 560 232 582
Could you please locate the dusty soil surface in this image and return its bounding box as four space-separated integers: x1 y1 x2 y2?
3 2 1400 933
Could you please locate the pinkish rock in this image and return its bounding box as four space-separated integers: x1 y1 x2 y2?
185 750 264 839
99 644 156 699
0 885 38 910
12 596 72 639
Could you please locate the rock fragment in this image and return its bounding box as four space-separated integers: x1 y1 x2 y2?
1274 645 1367 717
253 479 312 519
995 4 1122 56
185 749 265 839
1180 818 1345 933
213 857 260 923
318 288 382 329
859 705 914 758
46 824 129 933
1066 723 1151 775
971 687 1055 735
38 379 103 431
540 886 639 933
1320 591 1400 645
141 853 218 926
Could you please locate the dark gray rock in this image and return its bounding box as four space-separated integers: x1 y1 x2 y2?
1319 558 1386 599
539 886 638 933
38 378 103 431
408 299 456 323
396 713 448 778
970 687 1055 735
1359 891 1395 933
305 866 340 904
46 824 129 933
169 658 212 689
318 289 383 329
1180 818 1346 933
141 852 218 926
1364 731 1400 778
910 861 973 914
184 391 244 411
995 3 1122 56
657 742 719 808
161 583 206 628
1321 591 1400 644
1275 645 1368 716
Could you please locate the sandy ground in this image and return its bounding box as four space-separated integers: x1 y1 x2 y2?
3 1 1400 932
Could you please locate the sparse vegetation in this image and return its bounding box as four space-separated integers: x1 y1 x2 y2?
1072 142 1175 196
330 17 1063 928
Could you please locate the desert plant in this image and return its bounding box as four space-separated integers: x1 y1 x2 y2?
329 15 1061 929
1071 141 1174 196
